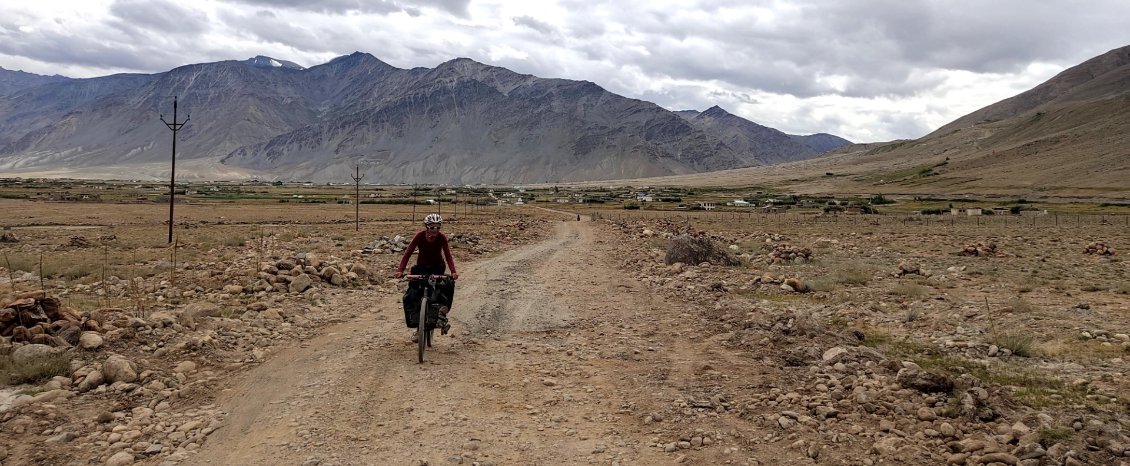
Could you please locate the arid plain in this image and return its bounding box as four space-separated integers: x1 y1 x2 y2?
1 183 1129 465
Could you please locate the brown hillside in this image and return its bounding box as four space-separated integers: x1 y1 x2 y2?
596 45 1130 200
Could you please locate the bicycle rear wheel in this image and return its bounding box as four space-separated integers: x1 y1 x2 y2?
417 295 428 364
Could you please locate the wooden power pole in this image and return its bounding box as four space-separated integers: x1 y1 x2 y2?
351 164 364 231
160 96 189 244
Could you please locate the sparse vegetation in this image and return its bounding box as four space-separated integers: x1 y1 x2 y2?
990 333 1036 357
1006 297 1037 313
888 282 928 299
0 352 72 386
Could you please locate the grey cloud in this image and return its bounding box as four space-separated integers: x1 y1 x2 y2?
108 0 210 36
0 27 172 72
512 15 555 35
555 0 1128 100
221 0 469 17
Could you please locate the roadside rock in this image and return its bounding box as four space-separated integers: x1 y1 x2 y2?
822 347 849 363
79 332 104 350
290 273 314 293
896 363 954 393
77 370 104 392
103 355 138 383
179 302 221 327
105 450 135 466
11 344 65 365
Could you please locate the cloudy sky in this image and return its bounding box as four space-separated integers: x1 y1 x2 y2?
1 0 1127 142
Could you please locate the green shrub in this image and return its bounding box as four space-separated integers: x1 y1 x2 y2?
868 194 895 205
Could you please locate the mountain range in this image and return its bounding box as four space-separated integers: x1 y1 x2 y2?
616 45 1130 198
0 54 849 183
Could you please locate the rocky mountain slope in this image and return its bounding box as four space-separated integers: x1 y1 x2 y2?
675 106 840 165
0 54 848 183
0 67 70 97
617 45 1130 198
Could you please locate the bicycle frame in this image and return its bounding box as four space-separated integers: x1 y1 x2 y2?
404 274 452 363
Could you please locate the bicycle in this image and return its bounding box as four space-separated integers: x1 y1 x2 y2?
403 274 453 364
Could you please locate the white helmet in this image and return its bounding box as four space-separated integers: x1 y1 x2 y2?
424 213 443 225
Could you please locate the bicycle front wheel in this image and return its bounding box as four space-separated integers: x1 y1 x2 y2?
417 295 428 364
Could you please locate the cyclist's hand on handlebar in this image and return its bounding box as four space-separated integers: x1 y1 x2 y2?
452 272 459 280
394 271 403 279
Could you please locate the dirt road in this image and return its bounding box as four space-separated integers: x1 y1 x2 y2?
186 220 770 465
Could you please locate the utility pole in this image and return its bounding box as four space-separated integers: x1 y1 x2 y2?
160 96 189 244
351 164 364 231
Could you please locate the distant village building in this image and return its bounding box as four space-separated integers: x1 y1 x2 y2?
697 202 715 210
637 193 654 202
731 199 751 207
950 208 985 216
991 207 1011 215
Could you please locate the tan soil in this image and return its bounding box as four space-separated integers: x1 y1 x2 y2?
185 221 776 465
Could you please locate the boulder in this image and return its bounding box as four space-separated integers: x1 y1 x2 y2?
178 302 221 327
103 355 138 383
77 370 105 392
896 365 954 393
320 266 340 279
173 361 197 373
349 262 369 277
290 273 314 293
822 347 849 363
784 277 808 292
105 450 135 466
79 332 104 350
11 343 65 365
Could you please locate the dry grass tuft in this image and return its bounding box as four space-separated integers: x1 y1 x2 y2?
888 282 929 299
1006 297 1038 313
990 333 1036 357
0 352 72 386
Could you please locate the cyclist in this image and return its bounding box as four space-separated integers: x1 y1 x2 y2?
395 213 458 339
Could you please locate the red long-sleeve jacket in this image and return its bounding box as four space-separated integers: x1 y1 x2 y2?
397 230 457 274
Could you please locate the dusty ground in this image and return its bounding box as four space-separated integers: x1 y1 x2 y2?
185 220 756 465
3 199 1130 465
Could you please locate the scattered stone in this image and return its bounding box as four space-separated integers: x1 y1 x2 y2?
896 262 923 277
822 347 848 363
1084 242 1115 256
290 274 315 293
79 331 104 350
769 244 814 264
103 355 138 383
105 450 135 466
959 241 1003 257
896 363 954 393
975 452 1019 465
174 361 197 373
77 370 105 392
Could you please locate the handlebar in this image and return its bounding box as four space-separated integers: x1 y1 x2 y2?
402 274 455 281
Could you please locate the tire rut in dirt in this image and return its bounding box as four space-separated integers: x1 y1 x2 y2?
458 224 580 337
